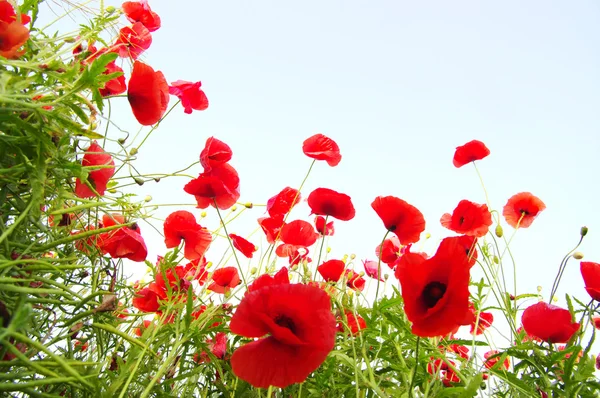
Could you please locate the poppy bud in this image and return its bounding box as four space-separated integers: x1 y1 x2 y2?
105 5 116 13
108 189 117 193
581 226 588 237
64 37 77 43
596 353 600 370
342 254 348 263
130 147 138 156
384 274 389 281
250 267 257 275
425 233 431 239
154 177 160 183
327 247 331 253
573 252 584 260
291 264 298 271
118 137 127 144
495 224 503 238
350 254 356 260
200 211 207 218
493 256 499 264
144 195 152 202
244 202 253 209
231 205 237 211
205 261 213 269
134 177 144 186
537 286 542 293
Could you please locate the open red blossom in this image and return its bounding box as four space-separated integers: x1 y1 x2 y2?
395 237 471 337
371 196 426 245
0 1 30 25
470 311 494 335
184 257 209 284
248 267 290 293
521 302 579 343
0 19 28 59
314 216 334 236
184 163 240 210
345 270 366 291
338 311 367 335
163 210 212 260
592 316 600 330
258 217 284 244
318 259 345 282
441 200 492 237
155 265 191 295
375 236 401 266
200 137 232 171
280 220 318 247
307 188 355 221
230 283 336 388
75 141 115 198
362 260 384 281
267 187 301 220
169 80 208 114
194 332 228 363
484 350 509 370
127 60 169 126
580 262 600 301
132 283 162 312
208 267 241 294
229 234 257 258
99 62 126 97
302 134 341 167
502 192 546 229
122 0 161 32
99 214 147 262
453 140 490 168
114 22 151 59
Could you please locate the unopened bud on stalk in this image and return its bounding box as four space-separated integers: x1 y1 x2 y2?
250 267 257 275
350 254 356 260
205 261 213 269
425 233 431 239
134 177 144 186
327 247 331 253
231 205 237 211
144 195 152 202
384 274 389 281
154 177 160 183
342 254 348 263
495 224 504 238
105 5 116 13
573 252 584 260
291 264 298 271
359 271 365 277
537 286 542 293
581 226 588 237
493 256 499 264
224 290 232 299
129 147 138 156
108 188 117 194
64 37 76 43
552 296 559 303
244 202 253 209
118 137 127 145
200 211 207 218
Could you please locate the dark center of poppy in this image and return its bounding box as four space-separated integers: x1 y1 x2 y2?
421 281 447 309
388 225 397 232
459 216 465 225
519 208 530 216
274 314 296 334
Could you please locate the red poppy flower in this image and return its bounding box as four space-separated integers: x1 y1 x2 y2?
483 350 509 370
99 214 147 262
127 60 169 126
169 80 208 114
302 134 341 167
592 316 600 330
132 284 161 312
229 283 336 388
122 0 161 32
580 261 600 301
229 234 257 258
99 61 126 97
470 310 494 335
280 220 319 247
163 210 212 261
114 22 151 60
288 248 311 266
395 237 471 337
441 200 492 237
521 302 579 343
362 260 384 281
0 1 30 25
267 187 301 220
258 217 284 244
307 188 355 221
314 216 334 236
446 344 469 360
200 137 232 171
318 259 345 282
194 332 228 363
248 267 290 293
337 311 367 334
427 358 447 375
155 265 191 296
371 196 426 245
502 192 546 229
75 141 115 198
133 319 153 336
446 235 478 267
184 163 240 210
345 270 366 291
0 19 28 59
208 267 241 294
452 140 490 168
184 257 209 284
375 236 401 266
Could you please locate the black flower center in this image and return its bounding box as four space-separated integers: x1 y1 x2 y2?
274 314 296 334
421 281 447 309
459 216 465 225
519 208 530 216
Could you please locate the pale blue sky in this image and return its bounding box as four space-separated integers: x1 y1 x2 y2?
41 1 600 324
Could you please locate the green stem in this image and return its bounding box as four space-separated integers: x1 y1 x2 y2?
214 200 248 286
409 337 420 398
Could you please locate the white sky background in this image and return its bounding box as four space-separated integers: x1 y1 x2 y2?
39 0 600 346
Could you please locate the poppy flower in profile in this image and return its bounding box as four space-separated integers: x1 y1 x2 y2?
307 188 355 221
484 350 509 370
592 316 600 330
371 196 426 245
453 140 490 168
314 216 334 236
318 259 345 282
470 310 494 335
99 214 147 262
114 22 152 60
184 163 240 210
0 19 29 59
163 210 212 261
441 200 492 237
75 141 115 198
267 187 301 220
302 134 341 167
132 284 162 312
345 270 366 291
208 267 241 294
229 283 336 388
169 80 208 114
521 302 579 343
580 261 600 301
248 267 290 293
375 236 401 266
229 234 257 258
362 260 384 281
200 137 232 171
122 0 161 32
258 217 284 244
99 62 126 97
127 61 169 126
395 237 471 337
502 192 546 229
338 311 367 335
